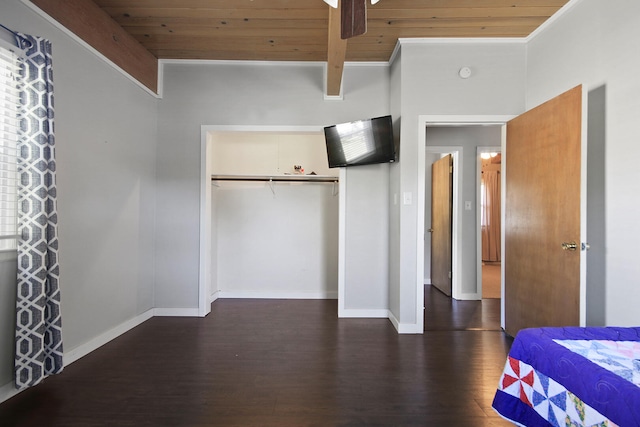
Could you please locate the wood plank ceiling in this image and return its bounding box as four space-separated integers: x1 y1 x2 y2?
29 0 571 94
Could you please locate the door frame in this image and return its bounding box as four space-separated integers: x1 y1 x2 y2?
417 116 513 329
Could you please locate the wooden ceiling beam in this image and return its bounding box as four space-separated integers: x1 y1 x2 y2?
29 0 158 94
326 1 347 97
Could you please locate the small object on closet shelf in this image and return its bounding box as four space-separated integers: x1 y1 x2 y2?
293 165 304 174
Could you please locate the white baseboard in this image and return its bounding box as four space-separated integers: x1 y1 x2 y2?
455 292 481 301
388 311 400 331
338 309 423 333
64 309 154 366
153 307 200 317
217 290 338 300
209 290 219 304
1 308 155 405
338 308 389 318
0 380 20 406
395 323 424 334
388 311 423 334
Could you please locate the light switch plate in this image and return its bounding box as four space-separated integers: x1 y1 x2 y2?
403 192 412 205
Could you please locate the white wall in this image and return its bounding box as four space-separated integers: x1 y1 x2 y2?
215 183 339 298
156 62 391 310
526 0 640 326
392 41 526 330
0 0 158 393
211 132 336 177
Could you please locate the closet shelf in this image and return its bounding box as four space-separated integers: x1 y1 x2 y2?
211 174 339 183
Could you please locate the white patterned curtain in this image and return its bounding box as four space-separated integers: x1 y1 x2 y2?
14 34 63 389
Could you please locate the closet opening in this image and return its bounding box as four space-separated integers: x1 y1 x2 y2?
198 127 340 316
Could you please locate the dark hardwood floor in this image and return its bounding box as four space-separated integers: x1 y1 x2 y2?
0 286 513 426
424 284 503 332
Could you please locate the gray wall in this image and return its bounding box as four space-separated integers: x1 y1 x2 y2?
156 62 391 309
391 41 526 328
0 0 158 391
526 0 640 326
388 51 402 324
343 163 389 311
0 253 17 385
586 85 606 326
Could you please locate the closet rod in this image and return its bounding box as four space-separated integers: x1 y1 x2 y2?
211 175 338 183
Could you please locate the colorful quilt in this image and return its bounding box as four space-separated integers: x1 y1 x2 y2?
492 327 640 426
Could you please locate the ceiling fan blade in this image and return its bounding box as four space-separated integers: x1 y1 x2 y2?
341 0 367 39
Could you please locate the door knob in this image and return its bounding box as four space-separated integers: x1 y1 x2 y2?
561 242 578 251
428 228 434 233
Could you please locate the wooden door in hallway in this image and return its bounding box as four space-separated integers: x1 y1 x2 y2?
430 154 453 296
505 85 585 336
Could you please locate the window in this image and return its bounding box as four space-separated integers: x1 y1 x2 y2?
0 45 22 251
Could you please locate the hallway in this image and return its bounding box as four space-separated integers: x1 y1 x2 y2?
425 284 502 331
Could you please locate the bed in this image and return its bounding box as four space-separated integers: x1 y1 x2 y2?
492 326 640 426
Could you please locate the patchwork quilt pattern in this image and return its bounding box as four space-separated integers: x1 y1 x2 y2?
553 340 640 387
498 356 617 427
492 327 640 427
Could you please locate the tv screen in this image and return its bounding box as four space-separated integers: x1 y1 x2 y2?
324 115 395 168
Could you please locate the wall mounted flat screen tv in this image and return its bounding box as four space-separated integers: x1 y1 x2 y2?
324 115 396 168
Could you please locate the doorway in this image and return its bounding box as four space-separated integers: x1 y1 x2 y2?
198 124 335 317
417 116 512 332
477 147 502 300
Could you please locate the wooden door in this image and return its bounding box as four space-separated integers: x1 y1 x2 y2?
505 85 584 336
430 154 453 296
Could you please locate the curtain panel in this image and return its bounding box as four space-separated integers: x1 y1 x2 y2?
14 34 63 390
481 170 501 262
